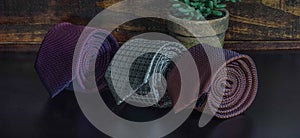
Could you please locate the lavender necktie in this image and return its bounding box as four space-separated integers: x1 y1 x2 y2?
35 23 119 97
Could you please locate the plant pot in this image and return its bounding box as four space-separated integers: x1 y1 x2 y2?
167 9 229 48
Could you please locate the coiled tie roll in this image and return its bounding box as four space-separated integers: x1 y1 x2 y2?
105 39 187 108
35 23 119 97
167 44 258 119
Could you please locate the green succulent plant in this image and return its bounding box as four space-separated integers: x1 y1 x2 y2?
170 0 241 20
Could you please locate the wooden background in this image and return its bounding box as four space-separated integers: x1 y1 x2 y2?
0 0 300 52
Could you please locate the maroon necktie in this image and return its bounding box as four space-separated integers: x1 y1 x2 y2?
167 44 258 119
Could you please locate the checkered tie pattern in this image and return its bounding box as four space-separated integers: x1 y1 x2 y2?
35 23 119 97
105 39 187 108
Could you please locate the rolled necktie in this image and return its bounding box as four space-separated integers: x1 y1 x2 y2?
105 38 186 108
167 44 258 119
35 23 119 97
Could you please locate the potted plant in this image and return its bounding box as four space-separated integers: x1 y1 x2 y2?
167 0 241 48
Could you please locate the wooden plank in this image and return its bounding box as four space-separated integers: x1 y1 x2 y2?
0 0 300 51
262 0 300 16
1 41 299 52
0 25 51 42
96 0 122 8
0 0 98 51
95 0 300 41
224 41 300 51
0 43 40 52
226 1 300 41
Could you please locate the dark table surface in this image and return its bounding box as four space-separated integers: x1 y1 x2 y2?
1 50 300 138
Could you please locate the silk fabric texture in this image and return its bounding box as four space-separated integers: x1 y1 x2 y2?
167 44 258 119
35 23 119 97
105 39 186 108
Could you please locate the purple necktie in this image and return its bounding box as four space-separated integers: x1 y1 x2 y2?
35 23 119 97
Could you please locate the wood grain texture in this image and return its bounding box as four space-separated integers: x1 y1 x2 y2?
262 0 300 16
0 0 300 52
0 0 104 53
2 41 300 52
